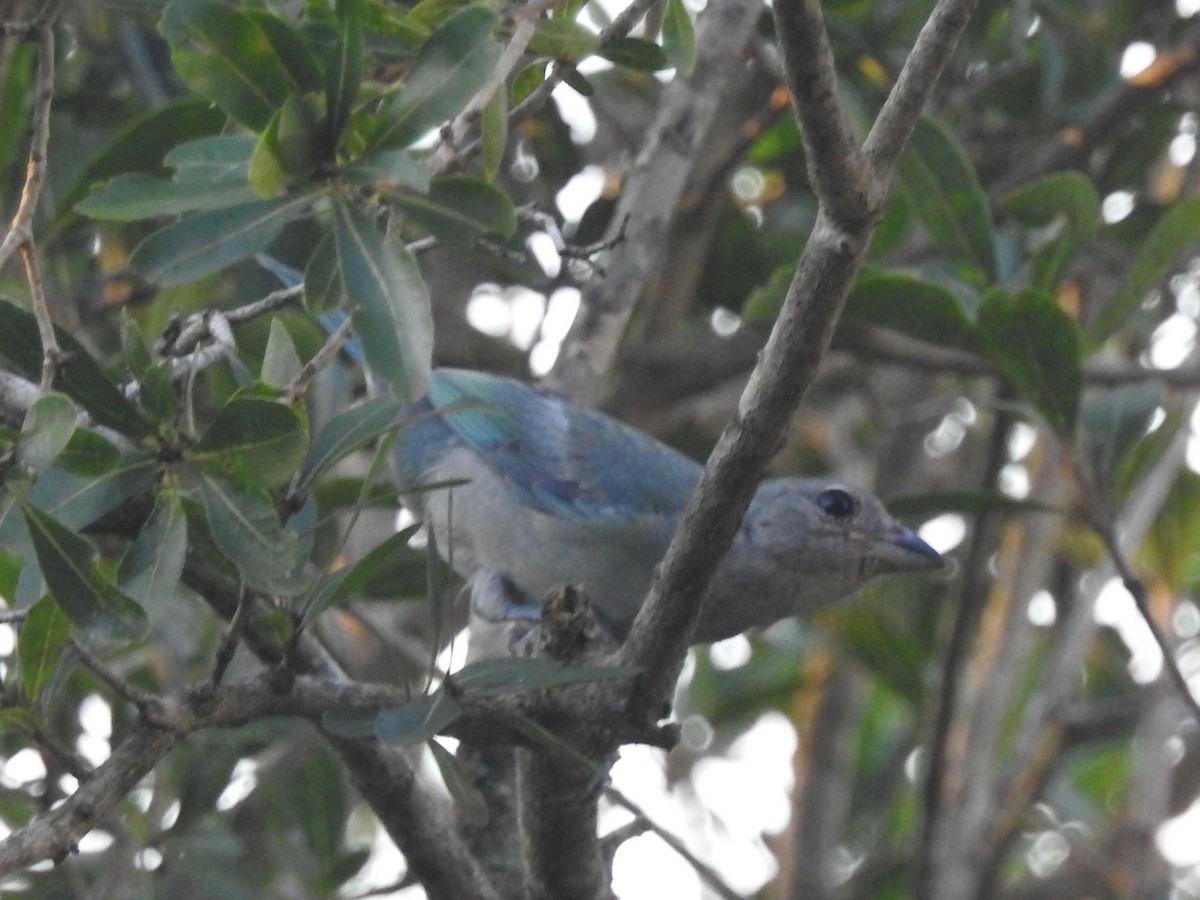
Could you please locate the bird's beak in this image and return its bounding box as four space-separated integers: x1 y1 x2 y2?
863 525 944 573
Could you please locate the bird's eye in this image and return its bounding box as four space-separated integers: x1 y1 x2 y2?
816 488 858 519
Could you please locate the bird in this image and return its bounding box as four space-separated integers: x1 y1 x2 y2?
391 368 943 644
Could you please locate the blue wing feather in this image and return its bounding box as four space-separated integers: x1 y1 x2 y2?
408 369 701 520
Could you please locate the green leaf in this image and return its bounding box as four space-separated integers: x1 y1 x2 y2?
296 396 406 496
600 37 669 71
162 0 298 131
136 361 179 426
76 171 258 220
480 88 507 183
56 429 121 476
452 657 635 691
261 318 302 388
333 199 433 399
0 300 153 439
20 500 147 638
304 524 423 618
323 14 362 146
16 393 76 472
23 455 158 530
844 270 985 354
375 691 463 743
373 6 503 149
249 93 326 197
120 312 154 378
191 395 307 486
344 150 430 192
898 117 996 282
978 288 1082 435
303 231 341 313
1088 198 1200 343
528 18 598 61
164 133 258 170
244 8 323 94
392 175 517 244
662 0 696 72
322 705 382 738
129 195 311 286
199 472 310 595
118 492 187 608
1002 172 1100 292
19 597 74 703
1079 382 1163 480
1141 471 1200 591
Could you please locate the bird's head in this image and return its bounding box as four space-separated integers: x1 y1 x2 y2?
744 478 943 586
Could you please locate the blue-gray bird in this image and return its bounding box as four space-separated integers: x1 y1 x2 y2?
392 368 943 643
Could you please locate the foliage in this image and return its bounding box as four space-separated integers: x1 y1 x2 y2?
0 0 1198 898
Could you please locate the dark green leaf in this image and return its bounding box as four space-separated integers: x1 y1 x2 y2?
162 0 297 131
0 300 153 439
304 524 423 618
19 596 73 703
528 18 598 60
453 657 635 691
600 37 669 71
323 14 362 146
199 472 310 595
1002 172 1099 291
1088 198 1200 343
480 89 506 183
296 396 406 496
373 6 502 149
56 430 121 476
164 133 257 170
303 231 341 314
333 199 433 399
19 500 147 638
191 395 307 487
16 393 76 472
136 362 178 426
560 68 594 97
978 288 1082 435
24 456 158 530
118 492 187 608
392 175 517 243
120 312 154 378
130 195 311 286
844 270 985 354
898 117 996 281
376 691 462 743
244 8 323 94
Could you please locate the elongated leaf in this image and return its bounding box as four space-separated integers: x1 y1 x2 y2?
528 18 598 60
18 597 73 703
662 0 696 72
24 456 158 530
1088 198 1200 343
20 500 147 638
375 691 463 743
118 492 187 607
600 37 669 71
16 393 76 472
1002 172 1100 292
392 175 517 244
162 0 297 131
165 134 258 170
345 150 430 192
453 657 635 691
373 6 502 149
191 395 307 480
899 117 996 281
304 231 341 313
296 396 406 496
261 318 302 388
978 288 1082 435
480 88 507 182
333 200 433 399
199 472 310 595
844 270 985 354
1079 382 1164 481
0 300 153 438
56 429 121 476
130 195 310 286
77 171 258 220
428 739 488 824
304 524 423 618
322 705 382 738
323 14 362 146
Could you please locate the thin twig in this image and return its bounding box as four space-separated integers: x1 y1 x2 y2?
69 636 161 713
159 285 303 357
602 784 743 900
281 311 354 404
210 586 252 687
19 240 60 392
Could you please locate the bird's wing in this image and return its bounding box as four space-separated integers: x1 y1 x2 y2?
425 369 701 520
